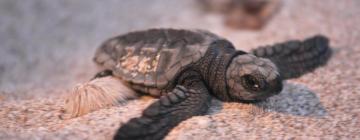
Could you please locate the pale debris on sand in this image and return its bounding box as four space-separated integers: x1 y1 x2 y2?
64 77 137 118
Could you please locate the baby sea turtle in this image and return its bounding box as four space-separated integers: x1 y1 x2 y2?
66 29 331 140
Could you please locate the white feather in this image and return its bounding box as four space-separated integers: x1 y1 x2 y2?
63 76 137 118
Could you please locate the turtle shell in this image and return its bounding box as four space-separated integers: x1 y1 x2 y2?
93 29 221 89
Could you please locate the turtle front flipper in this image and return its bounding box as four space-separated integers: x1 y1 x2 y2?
251 35 332 79
114 84 212 140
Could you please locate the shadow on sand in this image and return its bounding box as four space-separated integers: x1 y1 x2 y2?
256 82 327 117
207 82 327 117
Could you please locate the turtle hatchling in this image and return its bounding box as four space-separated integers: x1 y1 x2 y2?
64 28 332 140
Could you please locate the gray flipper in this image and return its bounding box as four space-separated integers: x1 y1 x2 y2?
251 35 332 79
113 84 212 140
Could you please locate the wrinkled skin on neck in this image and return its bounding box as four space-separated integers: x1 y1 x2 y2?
226 54 283 102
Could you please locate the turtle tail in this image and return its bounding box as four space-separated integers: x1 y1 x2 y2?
251 35 332 79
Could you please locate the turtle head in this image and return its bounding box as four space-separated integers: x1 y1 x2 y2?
226 54 282 102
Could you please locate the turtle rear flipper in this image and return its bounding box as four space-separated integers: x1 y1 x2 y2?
251 35 332 79
114 84 211 140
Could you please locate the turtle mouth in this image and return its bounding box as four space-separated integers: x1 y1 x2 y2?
268 75 283 95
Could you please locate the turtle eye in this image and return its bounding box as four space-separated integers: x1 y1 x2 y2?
241 74 263 92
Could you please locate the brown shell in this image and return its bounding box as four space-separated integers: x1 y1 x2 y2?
93 29 220 89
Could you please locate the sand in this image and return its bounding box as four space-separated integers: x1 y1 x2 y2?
0 0 359 139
